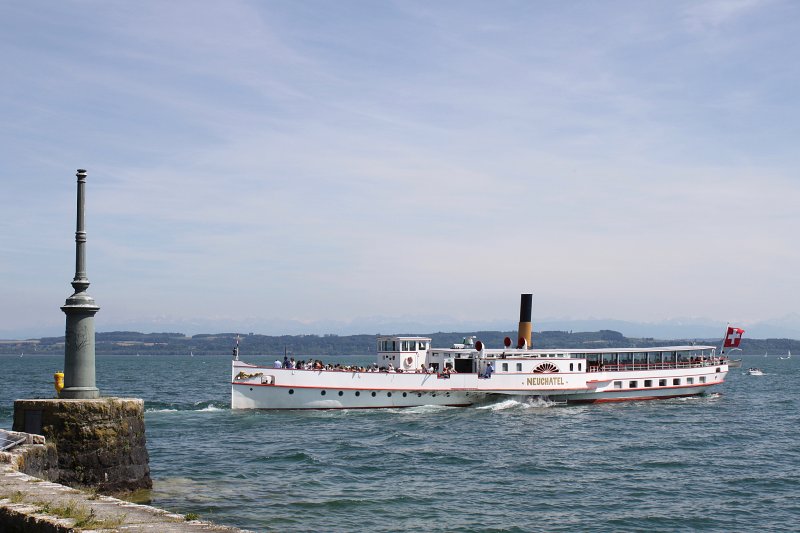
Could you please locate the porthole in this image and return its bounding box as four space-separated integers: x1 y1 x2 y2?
288 389 294 394
321 390 326 396
387 392 392 397
432 393 436 397
338 391 344 396
371 391 377 397
249 387 253 391
355 391 361 396
446 392 450 397
417 393 422 397
402 392 407 397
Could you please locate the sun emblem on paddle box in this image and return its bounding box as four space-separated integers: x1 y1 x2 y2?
533 362 559 373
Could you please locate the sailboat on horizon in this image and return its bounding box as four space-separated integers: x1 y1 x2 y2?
780 350 791 360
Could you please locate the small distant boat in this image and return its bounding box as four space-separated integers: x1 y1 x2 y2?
780 350 791 360
747 367 764 376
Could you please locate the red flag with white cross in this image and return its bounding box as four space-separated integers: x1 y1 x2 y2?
723 326 744 348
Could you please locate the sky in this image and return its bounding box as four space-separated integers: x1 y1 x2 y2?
1 0 799 339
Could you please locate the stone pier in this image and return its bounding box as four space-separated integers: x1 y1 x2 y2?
12 398 151 493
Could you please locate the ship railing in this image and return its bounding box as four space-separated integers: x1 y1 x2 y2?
587 360 722 373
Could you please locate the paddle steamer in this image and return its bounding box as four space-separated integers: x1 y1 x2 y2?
231 295 735 409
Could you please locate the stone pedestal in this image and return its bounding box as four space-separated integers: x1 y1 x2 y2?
12 397 151 493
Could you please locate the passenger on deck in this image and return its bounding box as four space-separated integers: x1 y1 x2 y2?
388 363 396 373
420 363 428 373
273 359 282 369
283 355 290 368
482 362 494 379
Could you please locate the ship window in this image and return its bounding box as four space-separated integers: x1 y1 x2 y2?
417 393 422 397
516 363 522 372
321 390 326 396
371 391 376 397
402 392 407 397
355 391 361 396
659 379 667 386
578 363 582 371
687 377 694 384
614 381 622 389
700 376 706 384
289 389 294 394
570 363 574 371
629 381 638 388
387 392 392 397
338 391 343 396
502 363 508 372
673 378 681 385
644 380 652 387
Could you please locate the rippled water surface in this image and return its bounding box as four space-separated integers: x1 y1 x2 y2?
2 354 799 532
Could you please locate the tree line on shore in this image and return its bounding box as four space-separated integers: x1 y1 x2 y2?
1 330 798 356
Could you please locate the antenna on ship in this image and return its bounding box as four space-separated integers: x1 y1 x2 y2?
233 334 240 361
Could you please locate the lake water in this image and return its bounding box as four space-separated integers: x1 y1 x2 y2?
1 354 799 532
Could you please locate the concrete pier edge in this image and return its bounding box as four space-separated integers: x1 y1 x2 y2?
1 444 249 532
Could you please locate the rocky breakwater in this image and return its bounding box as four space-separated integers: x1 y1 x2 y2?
12 398 151 494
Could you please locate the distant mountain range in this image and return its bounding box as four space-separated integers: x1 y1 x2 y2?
2 313 799 342
2 328 799 356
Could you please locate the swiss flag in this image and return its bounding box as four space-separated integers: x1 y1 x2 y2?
724 326 744 348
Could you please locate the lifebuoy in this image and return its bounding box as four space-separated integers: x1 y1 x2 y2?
405 356 413 366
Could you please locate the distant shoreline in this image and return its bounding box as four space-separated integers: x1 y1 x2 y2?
1 330 797 356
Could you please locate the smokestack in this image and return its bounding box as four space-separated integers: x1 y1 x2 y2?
517 293 532 349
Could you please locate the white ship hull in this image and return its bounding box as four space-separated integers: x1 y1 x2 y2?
231 360 728 410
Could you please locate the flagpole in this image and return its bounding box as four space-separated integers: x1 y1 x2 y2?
720 322 730 359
